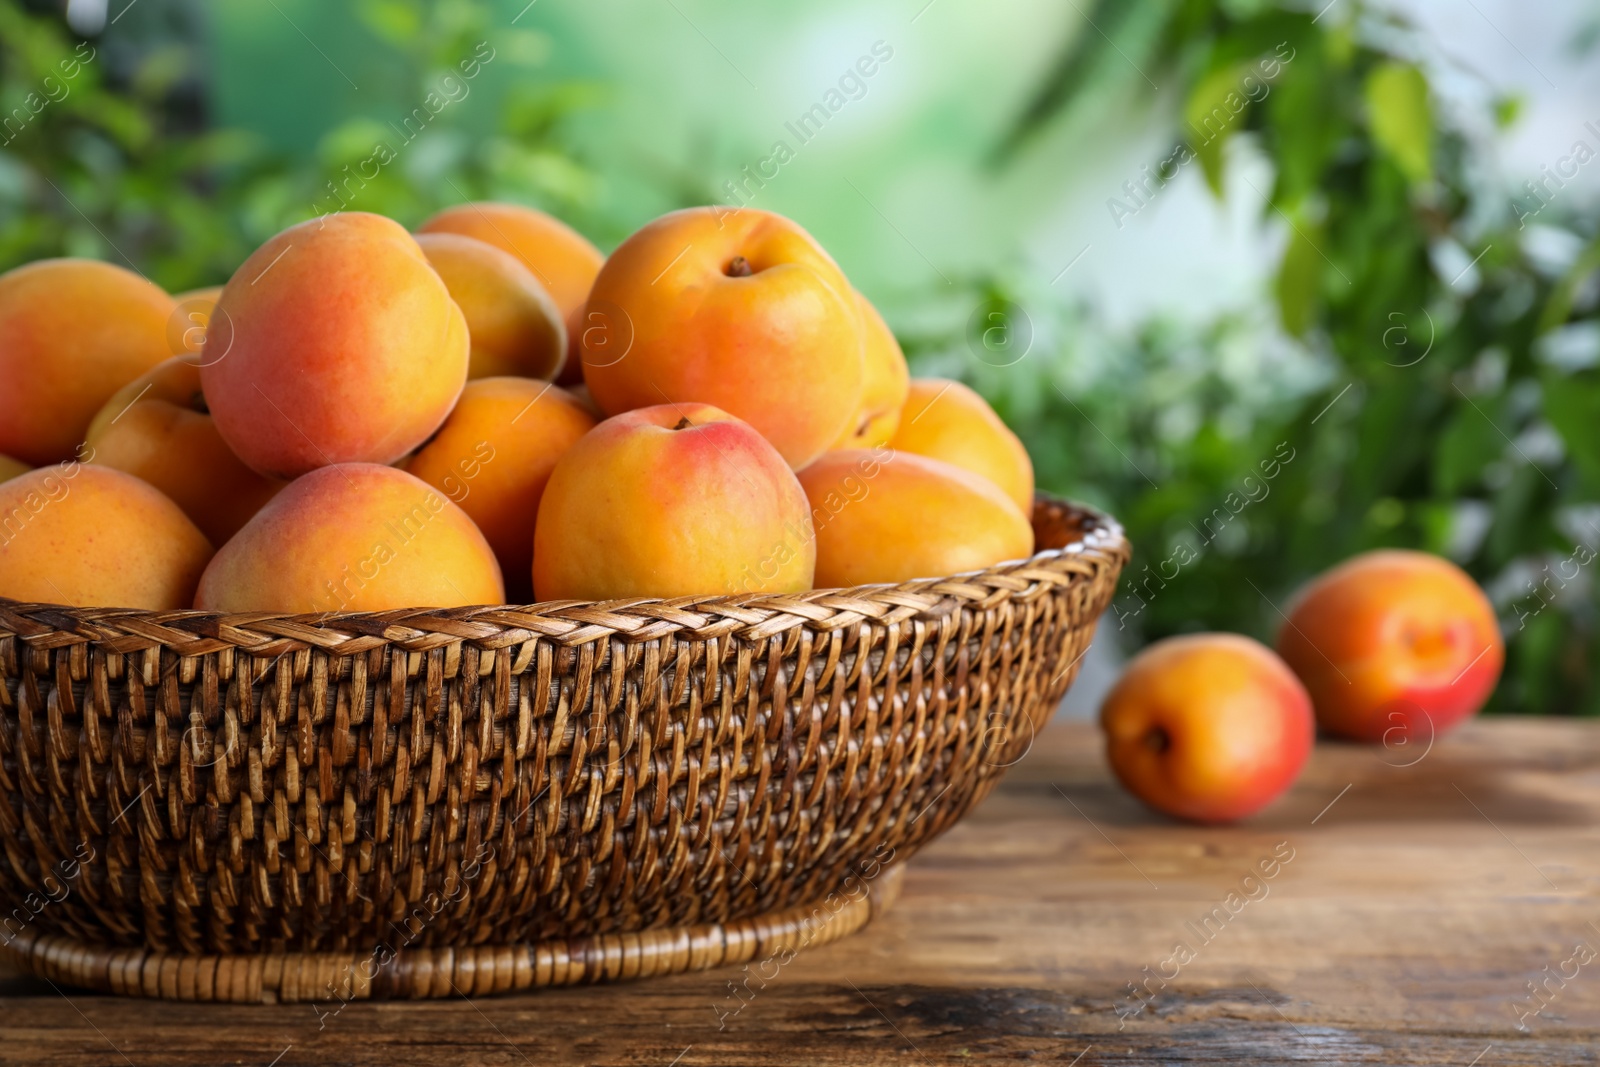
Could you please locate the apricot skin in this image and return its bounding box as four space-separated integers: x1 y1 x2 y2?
169 286 223 358
85 357 283 545
833 292 910 450
533 404 814 601
416 233 567 381
195 463 504 614
407 378 596 603
1278 549 1504 743
888 379 1035 514
796 449 1034 588
417 202 604 385
1101 634 1313 824
0 259 177 467
173 285 223 313
201 213 468 480
0 464 213 609
582 208 864 470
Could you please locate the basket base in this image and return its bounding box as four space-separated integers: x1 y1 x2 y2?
1 864 903 1003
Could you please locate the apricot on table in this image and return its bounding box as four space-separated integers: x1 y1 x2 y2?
417 202 604 385
1100 633 1314 824
201 212 468 480
407 378 596 602
195 463 504 614
416 233 568 381
832 291 910 450
85 357 283 545
888 378 1035 514
0 259 176 466
581 208 864 469
0 464 213 609
796 449 1034 588
1277 549 1504 743
533 403 814 601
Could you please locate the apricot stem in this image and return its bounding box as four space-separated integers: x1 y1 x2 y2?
725 255 754 277
673 417 693 430
1143 726 1171 754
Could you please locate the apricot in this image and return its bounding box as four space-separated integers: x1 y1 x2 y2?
169 286 223 358
1278 549 1503 743
408 378 596 602
415 233 567 381
1101 634 1313 824
0 464 212 609
195 463 504 614
796 449 1034 587
0 455 27 483
565 382 603 419
582 208 864 469
84 357 283 545
833 292 909 449
0 259 176 466
888 379 1035 514
533 403 813 600
174 285 222 313
417 202 604 385
201 213 468 480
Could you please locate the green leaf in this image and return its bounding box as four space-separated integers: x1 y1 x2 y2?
357 0 422 48
1434 404 1503 496
1542 371 1600 492
1365 61 1432 184
1184 62 1251 197
989 0 1177 164
1265 38 1332 208
1493 93 1524 129
1274 206 1323 336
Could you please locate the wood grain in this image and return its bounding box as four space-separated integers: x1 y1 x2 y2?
3 716 1597 1065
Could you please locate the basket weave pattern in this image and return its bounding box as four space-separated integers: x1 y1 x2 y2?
0 497 1126 998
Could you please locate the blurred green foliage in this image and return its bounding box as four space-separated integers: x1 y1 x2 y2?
923 0 1599 714
0 0 600 290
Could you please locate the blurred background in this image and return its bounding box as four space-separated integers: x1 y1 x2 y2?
2 0 1596 715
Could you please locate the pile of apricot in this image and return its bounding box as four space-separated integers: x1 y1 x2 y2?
0 205 1037 614
1100 551 1504 824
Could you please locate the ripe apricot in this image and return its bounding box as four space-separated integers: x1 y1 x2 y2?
195 463 504 614
1278 549 1503 743
582 208 864 469
833 291 909 449
408 378 596 602
0 464 212 609
0 259 176 466
1101 634 1313 823
201 213 468 480
84 357 283 545
797 449 1034 587
0 456 27 483
173 285 222 313
417 202 603 385
169 286 223 358
533 403 814 600
416 233 567 381
888 379 1035 514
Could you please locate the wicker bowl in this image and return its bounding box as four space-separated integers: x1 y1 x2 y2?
0 495 1126 1003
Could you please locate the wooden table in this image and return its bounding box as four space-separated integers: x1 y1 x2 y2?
3 717 1596 1065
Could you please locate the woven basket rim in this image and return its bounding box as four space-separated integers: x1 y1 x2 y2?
0 493 1127 656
